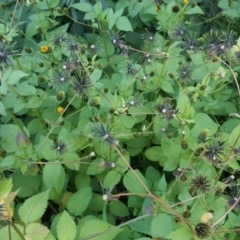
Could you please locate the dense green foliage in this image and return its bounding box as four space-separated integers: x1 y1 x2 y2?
0 0 240 239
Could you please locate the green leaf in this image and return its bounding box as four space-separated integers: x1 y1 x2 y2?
25 223 49 240
185 5 204 15
0 224 24 240
166 227 192 240
145 166 161 184
16 82 36 96
8 70 29 84
0 178 12 199
116 16 133 31
158 174 167 191
42 164 65 201
25 96 43 108
129 217 152 235
123 169 150 194
109 201 129 217
84 11 98 20
0 102 6 116
191 113 219 137
67 187 92 216
71 2 92 12
79 219 122 239
229 124 240 147
0 124 19 152
150 213 173 237
12 172 41 198
145 146 161 161
161 81 174 93
57 211 77 240
18 190 49 225
103 170 122 189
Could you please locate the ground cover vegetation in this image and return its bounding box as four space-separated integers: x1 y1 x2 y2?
0 0 240 239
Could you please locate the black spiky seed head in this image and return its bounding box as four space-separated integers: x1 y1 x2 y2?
195 223 212 239
51 139 67 155
190 174 211 195
0 149 7 158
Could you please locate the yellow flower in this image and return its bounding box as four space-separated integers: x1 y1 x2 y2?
183 0 189 4
40 45 49 53
57 106 64 115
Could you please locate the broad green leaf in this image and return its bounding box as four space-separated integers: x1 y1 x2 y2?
103 170 121 189
116 16 133 31
67 187 92 216
0 124 19 152
57 211 76 240
109 201 129 217
8 70 29 84
0 224 24 240
145 166 161 184
191 113 219 136
150 213 173 237
166 227 192 240
0 102 6 116
129 217 152 235
25 223 49 240
185 5 204 15
42 164 65 201
79 219 122 239
71 2 92 12
25 96 43 108
157 174 167 191
0 155 16 167
123 169 150 194
229 124 240 147
12 172 41 197
0 178 12 199
162 81 174 93
144 146 161 161
16 82 36 96
18 190 49 225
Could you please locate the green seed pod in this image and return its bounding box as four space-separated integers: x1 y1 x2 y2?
0 150 7 158
28 164 40 175
198 129 208 142
181 139 188 150
168 72 174 79
38 62 44 67
24 47 32 53
183 211 191 218
56 91 65 102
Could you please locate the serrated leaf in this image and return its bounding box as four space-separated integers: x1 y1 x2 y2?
42 164 65 201
8 70 29 84
103 171 121 189
0 178 12 199
166 227 192 240
79 219 122 239
109 201 129 217
25 223 49 240
18 190 49 225
144 146 162 161
116 16 133 31
67 187 92 216
12 172 41 198
0 224 24 240
229 124 240 147
123 169 150 194
57 210 76 240
71 2 92 12
0 102 6 116
150 213 173 237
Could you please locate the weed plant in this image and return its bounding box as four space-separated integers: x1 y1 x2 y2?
0 0 240 239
